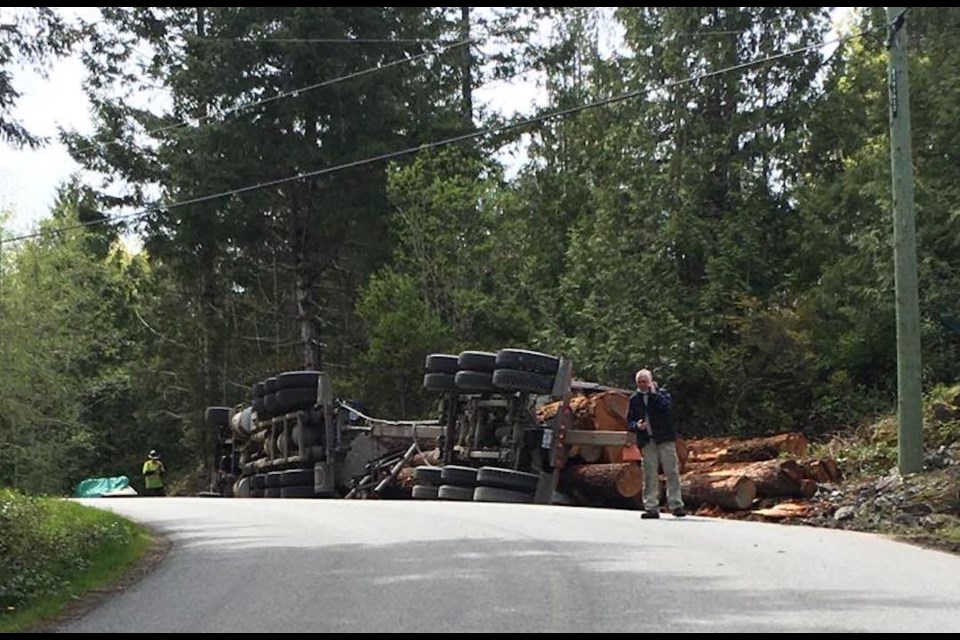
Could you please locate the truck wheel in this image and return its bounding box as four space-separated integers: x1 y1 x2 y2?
264 377 278 394
492 368 555 395
425 354 459 374
455 370 496 393
280 468 314 487
265 471 284 488
423 372 458 393
235 476 251 498
264 393 278 413
414 466 442 486
276 371 321 390
473 486 534 504
437 485 474 501
276 388 317 412
440 465 478 488
264 488 281 499
205 406 232 428
281 484 315 498
412 485 440 500
476 467 540 493
494 349 560 375
457 351 497 373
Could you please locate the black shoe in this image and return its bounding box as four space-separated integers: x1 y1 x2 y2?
641 510 660 519
672 509 687 518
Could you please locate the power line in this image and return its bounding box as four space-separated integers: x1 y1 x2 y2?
2 27 878 247
189 37 451 44
68 38 474 159
190 30 751 45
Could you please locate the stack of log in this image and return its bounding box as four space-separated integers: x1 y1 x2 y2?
540 390 841 519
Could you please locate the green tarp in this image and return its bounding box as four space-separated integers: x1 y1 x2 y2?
73 476 133 498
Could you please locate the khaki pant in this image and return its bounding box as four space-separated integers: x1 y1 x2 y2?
642 440 684 512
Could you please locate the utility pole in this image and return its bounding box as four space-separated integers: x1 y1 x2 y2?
886 7 923 474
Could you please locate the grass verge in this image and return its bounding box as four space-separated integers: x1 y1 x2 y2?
0 491 153 633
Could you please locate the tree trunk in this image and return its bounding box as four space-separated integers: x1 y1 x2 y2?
680 475 756 511
561 462 643 505
460 7 473 128
797 458 841 484
578 445 603 463
539 391 631 463
687 433 808 464
691 459 805 498
295 267 321 370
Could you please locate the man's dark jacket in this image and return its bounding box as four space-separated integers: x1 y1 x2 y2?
627 388 676 445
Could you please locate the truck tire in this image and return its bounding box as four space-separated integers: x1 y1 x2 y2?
473 487 533 504
250 489 264 498
476 467 540 493
455 370 496 393
235 476 251 498
250 474 267 490
457 351 497 373
265 471 284 488
423 372 458 393
264 393 278 413
265 377 278 393
473 486 534 504
437 485 474 501
276 371 320 390
494 349 560 375
252 381 265 399
205 406 232 427
412 485 440 500
276 387 317 412
281 484 315 498
414 466 442 486
280 468 313 487
492 368 555 395
264 487 281 499
440 465 478 488
425 354 459 374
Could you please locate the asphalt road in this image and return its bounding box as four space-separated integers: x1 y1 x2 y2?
62 497 960 633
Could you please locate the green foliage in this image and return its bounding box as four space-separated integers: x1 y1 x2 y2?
0 489 145 619
0 189 189 495
355 271 450 417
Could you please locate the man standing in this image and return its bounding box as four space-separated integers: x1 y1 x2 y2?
142 450 166 497
627 369 685 518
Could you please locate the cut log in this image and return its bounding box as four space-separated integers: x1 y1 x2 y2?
561 462 643 504
685 433 809 465
579 445 603 463
797 458 841 484
798 478 817 499
819 458 841 483
797 458 829 483
715 433 809 462
681 475 756 511
753 501 813 520
539 391 632 463
690 459 805 498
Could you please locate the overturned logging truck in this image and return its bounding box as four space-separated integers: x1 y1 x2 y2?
205 348 650 505
206 349 839 515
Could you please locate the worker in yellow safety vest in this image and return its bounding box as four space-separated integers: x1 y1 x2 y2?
142 450 166 497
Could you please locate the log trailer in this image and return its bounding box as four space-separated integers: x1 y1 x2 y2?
205 349 639 505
